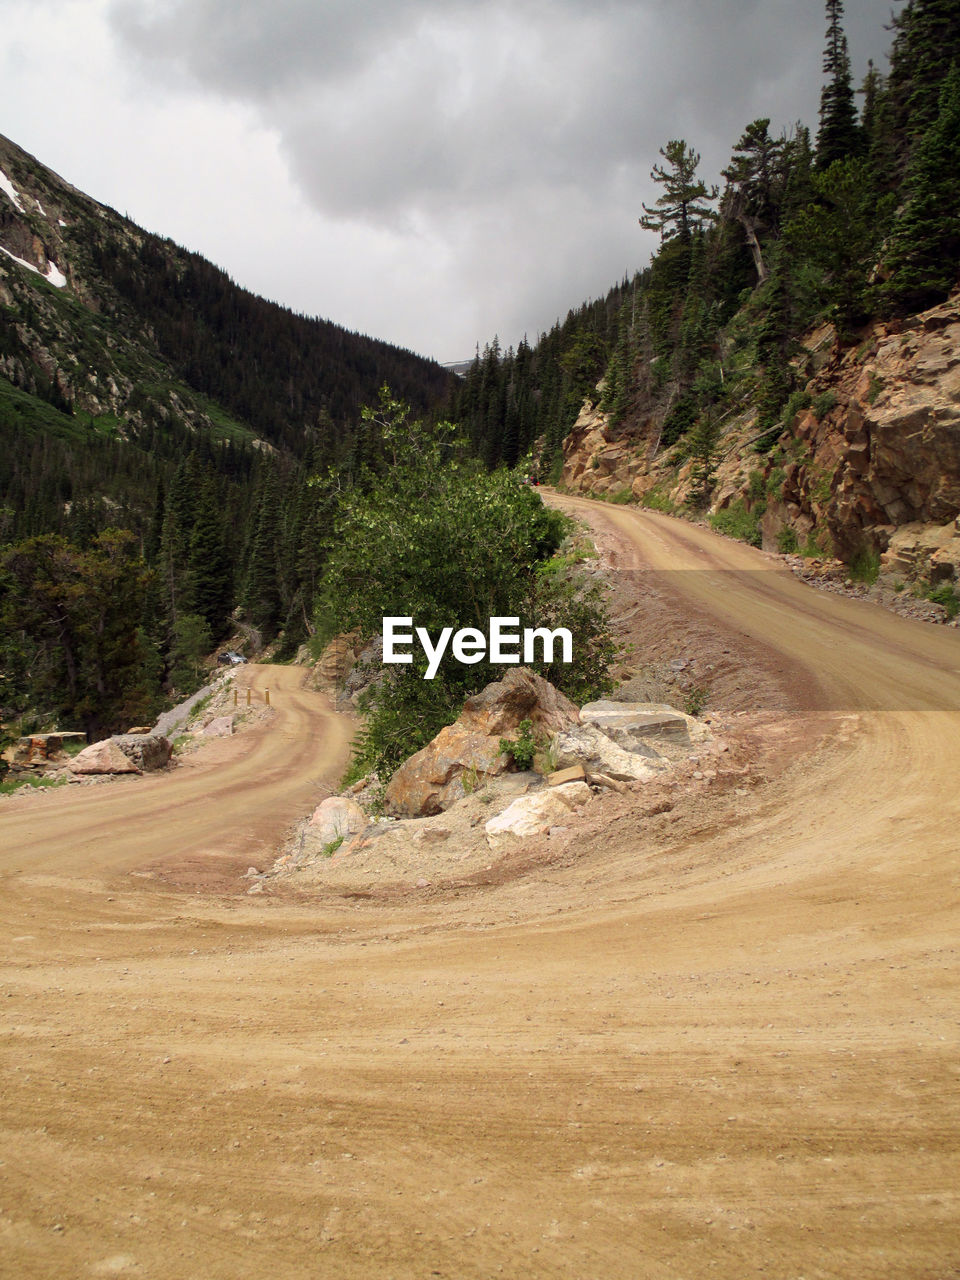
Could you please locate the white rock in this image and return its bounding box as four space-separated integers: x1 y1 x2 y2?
485 781 591 846
551 724 668 782
68 739 142 775
309 796 368 846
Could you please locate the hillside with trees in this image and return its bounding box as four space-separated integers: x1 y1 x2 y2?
0 133 456 739
451 0 960 506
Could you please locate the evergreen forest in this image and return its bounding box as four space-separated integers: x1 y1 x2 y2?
2 0 959 751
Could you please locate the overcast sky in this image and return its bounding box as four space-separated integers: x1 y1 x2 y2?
2 0 903 363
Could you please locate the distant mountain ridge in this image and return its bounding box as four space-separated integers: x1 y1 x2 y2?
0 132 454 464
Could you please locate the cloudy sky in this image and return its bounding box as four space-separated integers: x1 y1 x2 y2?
3 0 902 363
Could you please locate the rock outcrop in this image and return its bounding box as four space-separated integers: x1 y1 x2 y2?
384 668 580 818
557 293 960 572
111 734 172 772
551 724 667 783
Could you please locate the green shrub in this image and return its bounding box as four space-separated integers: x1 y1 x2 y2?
777 527 799 554
710 500 762 547
683 684 709 717
499 719 538 771
781 388 813 427
812 390 838 420
927 582 960 619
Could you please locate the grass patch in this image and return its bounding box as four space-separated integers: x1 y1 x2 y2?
710 499 762 547
927 582 960 619
641 484 676 514
848 546 881 585
0 774 68 795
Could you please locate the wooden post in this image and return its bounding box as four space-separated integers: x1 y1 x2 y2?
233 689 238 707
265 689 270 706
246 689 251 706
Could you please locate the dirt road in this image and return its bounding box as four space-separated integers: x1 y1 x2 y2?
2 503 959 1279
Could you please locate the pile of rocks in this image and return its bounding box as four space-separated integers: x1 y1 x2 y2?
268 668 709 888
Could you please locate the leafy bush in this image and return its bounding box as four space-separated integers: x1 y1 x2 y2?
710 500 762 547
499 719 538 771
927 582 960 618
812 390 838 420
317 392 614 778
777 527 799 554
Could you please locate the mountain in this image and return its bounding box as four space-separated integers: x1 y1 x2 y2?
0 131 455 545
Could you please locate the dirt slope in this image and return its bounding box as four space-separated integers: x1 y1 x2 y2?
2 509 959 1280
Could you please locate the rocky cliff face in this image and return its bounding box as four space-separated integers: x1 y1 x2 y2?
560 292 960 576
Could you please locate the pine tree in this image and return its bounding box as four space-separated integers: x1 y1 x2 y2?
882 64 960 313
816 0 862 167
186 477 233 640
889 0 960 143
721 119 787 283
639 140 719 245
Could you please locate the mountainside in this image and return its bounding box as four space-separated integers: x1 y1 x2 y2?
453 0 960 584
0 133 456 740
0 131 454 542
560 291 960 565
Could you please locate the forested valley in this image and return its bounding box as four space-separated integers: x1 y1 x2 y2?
2 0 959 754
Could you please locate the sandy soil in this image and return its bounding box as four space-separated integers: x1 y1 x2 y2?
2 501 959 1280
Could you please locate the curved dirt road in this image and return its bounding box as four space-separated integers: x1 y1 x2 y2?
2 505 960 1280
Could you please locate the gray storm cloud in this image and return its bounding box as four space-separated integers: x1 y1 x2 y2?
103 0 902 354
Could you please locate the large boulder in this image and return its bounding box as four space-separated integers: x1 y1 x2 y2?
384 721 510 817
384 668 580 818
551 724 668 783
485 780 592 847
68 739 142 775
201 716 234 738
309 796 368 847
111 734 172 772
459 667 580 737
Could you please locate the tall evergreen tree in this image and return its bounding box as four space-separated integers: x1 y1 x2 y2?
888 0 960 143
882 64 960 312
816 0 862 167
639 140 719 245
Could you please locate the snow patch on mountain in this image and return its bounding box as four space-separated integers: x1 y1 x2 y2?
0 166 25 212
0 244 67 288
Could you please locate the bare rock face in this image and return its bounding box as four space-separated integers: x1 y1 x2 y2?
313 631 362 692
111 734 172 772
68 739 142 775
881 518 960 583
484 780 592 847
385 668 580 818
